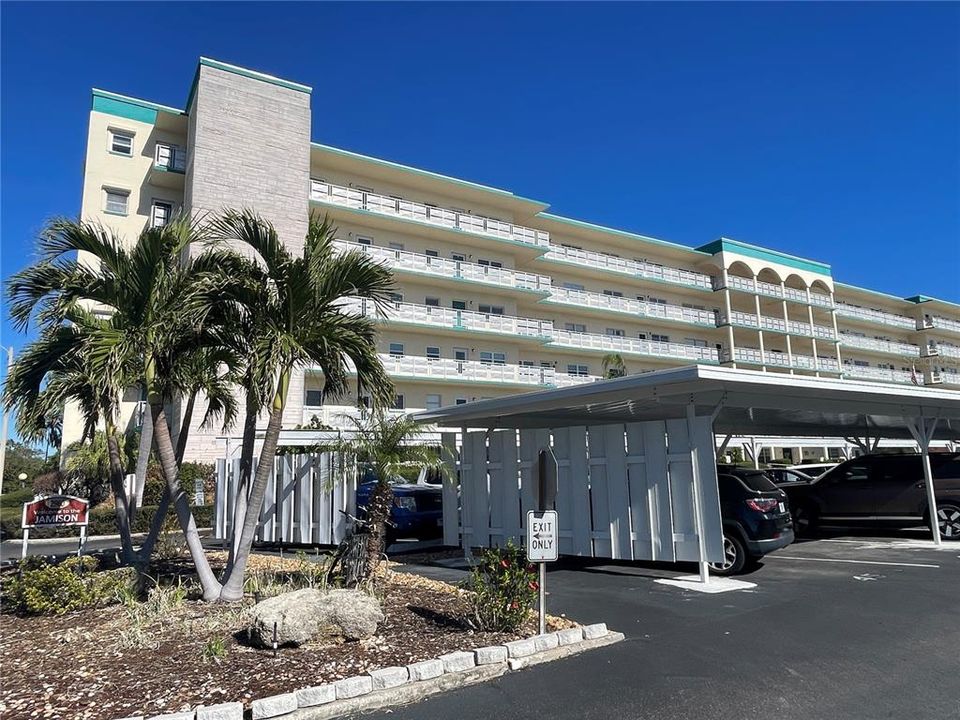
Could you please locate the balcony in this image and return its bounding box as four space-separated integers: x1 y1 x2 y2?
148 142 187 188
301 405 415 428
839 333 921 357
927 343 960 360
334 240 551 294
374 354 555 388
843 365 918 386
725 347 841 373
921 315 960 334
310 181 550 250
720 311 836 340
542 245 714 292
549 329 720 363
341 298 553 341
552 372 603 387
724 276 834 308
835 303 916 330
544 287 717 326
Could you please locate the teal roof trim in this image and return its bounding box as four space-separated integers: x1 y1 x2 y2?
697 238 831 276
91 89 185 124
835 282 913 304
310 143 549 208
537 213 710 256
905 294 960 310
187 57 312 110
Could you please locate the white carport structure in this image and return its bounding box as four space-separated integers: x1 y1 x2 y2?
415 366 960 583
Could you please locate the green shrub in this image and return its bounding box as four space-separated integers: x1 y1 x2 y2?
4 556 137 615
461 540 539 632
0 504 214 540
142 462 215 506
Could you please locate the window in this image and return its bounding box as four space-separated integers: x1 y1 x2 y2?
425 297 440 307
540 361 553 368
647 296 667 305
388 292 403 304
104 189 129 215
389 242 404 251
682 303 706 311
392 394 405 410
563 282 585 291
478 259 503 268
685 338 708 348
567 364 590 376
451 253 466 262
651 334 670 343
426 346 440 360
425 394 442 410
605 328 625 337
356 236 373 246
155 142 178 169
454 348 468 361
305 389 323 406
480 351 506 365
519 360 534 367
389 343 404 357
151 201 172 228
478 304 504 315
565 323 586 333
356 185 375 194
455 397 468 405
109 130 133 156
452 300 467 310
425 249 439 257
561 243 582 250
603 290 623 297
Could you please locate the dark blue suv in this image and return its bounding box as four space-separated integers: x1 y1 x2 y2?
712 465 795 575
356 471 444 545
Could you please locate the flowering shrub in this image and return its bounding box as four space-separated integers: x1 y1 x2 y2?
462 540 539 632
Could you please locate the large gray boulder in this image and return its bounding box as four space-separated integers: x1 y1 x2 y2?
247 588 384 648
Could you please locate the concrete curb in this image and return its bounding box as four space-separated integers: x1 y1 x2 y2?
119 625 622 720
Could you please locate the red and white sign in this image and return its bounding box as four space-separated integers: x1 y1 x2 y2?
21 495 89 529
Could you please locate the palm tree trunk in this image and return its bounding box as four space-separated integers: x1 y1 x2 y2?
224 401 257 577
150 401 222 601
105 424 136 564
362 479 394 581
219 383 287 602
138 390 196 563
130 401 153 526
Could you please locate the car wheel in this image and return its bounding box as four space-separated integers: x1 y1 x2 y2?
792 504 819 538
709 532 746 576
936 503 960 541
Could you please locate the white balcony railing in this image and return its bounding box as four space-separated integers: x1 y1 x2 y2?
923 315 960 334
724 276 833 308
543 246 714 291
301 405 416 427
843 365 918 385
839 333 921 357
371 354 556 387
721 311 836 339
341 298 553 340
929 343 960 359
550 330 719 363
334 241 552 293
311 181 550 248
546 287 717 326
936 370 960 385
835 303 916 330
726 347 840 372
552 372 604 387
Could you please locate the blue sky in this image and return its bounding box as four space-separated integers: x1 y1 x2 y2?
2 1 958 363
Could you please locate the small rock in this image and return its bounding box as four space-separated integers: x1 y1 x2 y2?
407 659 444 681
246 588 384 648
473 645 508 665
582 623 608 640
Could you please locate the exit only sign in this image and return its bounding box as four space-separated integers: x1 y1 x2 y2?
526 510 558 562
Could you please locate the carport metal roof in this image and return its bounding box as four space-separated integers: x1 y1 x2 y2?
414 365 960 441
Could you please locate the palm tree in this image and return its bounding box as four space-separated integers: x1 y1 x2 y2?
211 210 396 601
5 216 236 599
602 353 627 379
327 411 446 582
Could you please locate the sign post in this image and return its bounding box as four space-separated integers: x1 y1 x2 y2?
526 509 558 634
21 495 90 559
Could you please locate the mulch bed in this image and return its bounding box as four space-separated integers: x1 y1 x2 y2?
0 554 573 720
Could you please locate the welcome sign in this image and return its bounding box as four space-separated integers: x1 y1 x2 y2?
21 495 89 529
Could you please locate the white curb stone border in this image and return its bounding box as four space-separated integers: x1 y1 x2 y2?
117 624 622 720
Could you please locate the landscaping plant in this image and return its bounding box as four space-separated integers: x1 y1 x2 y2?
461 540 540 632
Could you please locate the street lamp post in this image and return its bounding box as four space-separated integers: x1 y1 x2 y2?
0 345 14 496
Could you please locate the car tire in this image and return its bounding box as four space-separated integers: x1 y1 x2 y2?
709 532 747 576
792 504 819 538
935 503 960 541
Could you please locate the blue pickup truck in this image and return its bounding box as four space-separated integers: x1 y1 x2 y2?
356 468 444 544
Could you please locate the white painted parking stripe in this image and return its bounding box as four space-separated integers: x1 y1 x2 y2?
770 556 940 569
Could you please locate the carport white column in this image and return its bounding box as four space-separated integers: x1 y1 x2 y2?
906 417 941 546
687 404 710 584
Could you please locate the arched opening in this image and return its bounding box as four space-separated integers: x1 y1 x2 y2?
756 267 783 285
727 261 754 280
785 273 808 291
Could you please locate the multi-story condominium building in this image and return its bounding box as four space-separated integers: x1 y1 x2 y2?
65 58 960 461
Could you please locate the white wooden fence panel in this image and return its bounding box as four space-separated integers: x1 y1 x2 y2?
441 432 460 547
497 430 523 546
295 456 312 544
566 427 593 556
586 424 612 558
602 425 631 560
624 423 651 560
486 430 506 546
643 420 675 562
468 431 490 547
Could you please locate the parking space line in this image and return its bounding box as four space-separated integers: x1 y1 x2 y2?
770 556 940 569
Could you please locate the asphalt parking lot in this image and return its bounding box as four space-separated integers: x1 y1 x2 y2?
380 530 960 720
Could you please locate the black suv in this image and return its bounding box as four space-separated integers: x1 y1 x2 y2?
711 465 795 575
783 453 960 540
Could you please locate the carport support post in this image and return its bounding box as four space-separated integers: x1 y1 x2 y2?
907 417 941 546
687 404 710 585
